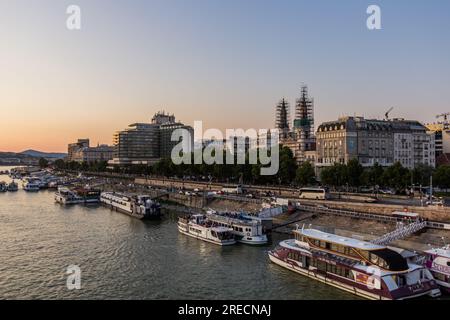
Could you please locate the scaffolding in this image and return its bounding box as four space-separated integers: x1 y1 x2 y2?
294 85 315 139
275 98 290 139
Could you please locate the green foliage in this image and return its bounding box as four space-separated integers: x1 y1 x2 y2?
381 162 410 190
39 157 49 168
295 161 316 186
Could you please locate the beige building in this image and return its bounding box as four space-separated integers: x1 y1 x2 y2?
67 139 114 163
316 116 435 170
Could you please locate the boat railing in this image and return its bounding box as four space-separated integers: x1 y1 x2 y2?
207 213 260 226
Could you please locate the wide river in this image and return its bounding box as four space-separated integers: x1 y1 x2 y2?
0 166 356 300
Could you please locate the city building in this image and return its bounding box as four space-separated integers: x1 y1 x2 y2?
315 116 435 171
275 98 290 140
275 86 316 164
67 139 89 162
110 123 161 166
159 122 194 159
81 145 115 163
426 122 447 159
109 111 193 166
67 139 114 163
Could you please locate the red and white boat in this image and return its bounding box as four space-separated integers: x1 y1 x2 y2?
424 246 450 293
269 228 441 300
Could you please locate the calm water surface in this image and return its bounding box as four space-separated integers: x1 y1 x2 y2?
0 167 355 299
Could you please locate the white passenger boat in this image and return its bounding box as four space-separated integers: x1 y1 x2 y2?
178 214 236 246
0 181 7 192
22 181 40 192
100 192 161 220
55 187 101 205
206 210 268 245
424 246 450 293
269 227 441 300
7 181 18 192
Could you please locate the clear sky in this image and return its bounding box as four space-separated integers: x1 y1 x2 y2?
1 0 449 152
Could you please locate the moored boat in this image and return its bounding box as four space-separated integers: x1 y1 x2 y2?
22 181 40 192
269 227 441 300
7 181 18 192
424 246 450 293
100 192 161 220
0 181 7 192
55 187 101 205
178 214 236 246
206 210 268 245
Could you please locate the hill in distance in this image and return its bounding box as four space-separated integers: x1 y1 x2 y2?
20 150 67 159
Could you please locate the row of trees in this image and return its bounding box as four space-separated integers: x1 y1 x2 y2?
48 147 450 189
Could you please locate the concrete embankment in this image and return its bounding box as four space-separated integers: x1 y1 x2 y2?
298 199 450 223
272 211 449 252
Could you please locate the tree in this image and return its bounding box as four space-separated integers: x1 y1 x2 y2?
277 146 297 185
346 158 363 187
39 157 49 168
412 164 433 186
295 162 316 186
381 162 410 191
433 166 450 189
320 163 347 188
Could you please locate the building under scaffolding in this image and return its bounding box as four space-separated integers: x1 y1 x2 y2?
275 85 316 164
275 98 291 140
294 86 315 140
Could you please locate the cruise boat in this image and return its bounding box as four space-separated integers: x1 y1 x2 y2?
424 246 450 293
22 181 40 192
0 181 7 192
178 214 236 246
100 192 161 220
7 181 18 192
55 187 101 205
269 228 441 300
206 210 268 245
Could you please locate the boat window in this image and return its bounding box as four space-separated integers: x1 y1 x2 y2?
370 249 409 271
345 270 354 280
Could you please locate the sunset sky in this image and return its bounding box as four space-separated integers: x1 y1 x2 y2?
1 0 450 152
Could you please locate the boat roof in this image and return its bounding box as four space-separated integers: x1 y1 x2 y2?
392 211 419 218
211 226 233 233
425 247 450 258
388 246 419 259
296 229 386 251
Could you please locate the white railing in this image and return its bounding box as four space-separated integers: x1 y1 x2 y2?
371 220 427 246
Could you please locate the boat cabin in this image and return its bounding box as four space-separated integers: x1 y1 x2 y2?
294 229 409 272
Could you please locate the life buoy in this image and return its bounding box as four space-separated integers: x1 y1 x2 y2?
246 232 251 237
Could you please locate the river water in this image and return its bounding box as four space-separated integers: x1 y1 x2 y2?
0 166 356 300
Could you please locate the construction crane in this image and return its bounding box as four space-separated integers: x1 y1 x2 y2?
385 107 394 120
436 113 450 129
436 113 450 122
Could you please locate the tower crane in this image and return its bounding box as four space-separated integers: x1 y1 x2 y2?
385 107 394 120
436 113 450 129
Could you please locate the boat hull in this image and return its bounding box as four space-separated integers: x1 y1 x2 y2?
268 252 440 300
107 204 161 220
237 235 268 245
178 224 236 246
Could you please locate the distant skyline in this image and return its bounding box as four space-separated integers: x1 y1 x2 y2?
1 0 450 152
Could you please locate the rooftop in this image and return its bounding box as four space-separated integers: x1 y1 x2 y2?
295 228 386 251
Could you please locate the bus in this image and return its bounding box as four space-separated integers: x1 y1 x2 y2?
299 187 330 200
391 211 420 221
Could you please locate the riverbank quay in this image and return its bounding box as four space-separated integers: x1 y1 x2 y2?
54 170 450 251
